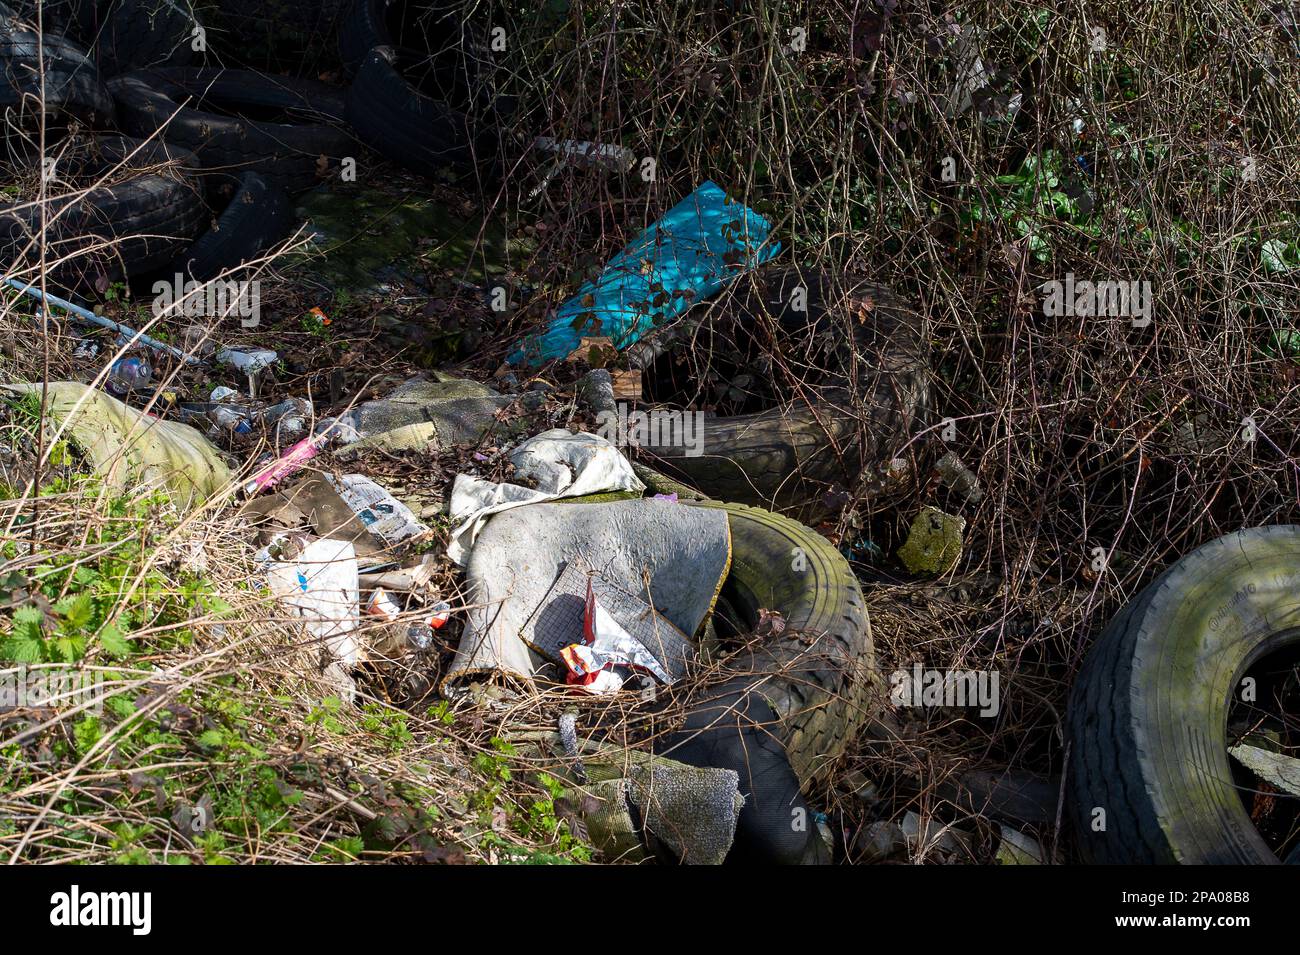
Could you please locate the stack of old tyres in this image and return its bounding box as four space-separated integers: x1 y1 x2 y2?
340 0 509 182
107 67 351 195
0 133 205 289
0 4 114 128
4 0 204 77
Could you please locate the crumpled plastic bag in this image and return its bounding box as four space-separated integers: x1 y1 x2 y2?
264 537 362 673
560 570 695 692
2 381 231 510
335 374 511 458
446 429 644 564
508 181 780 365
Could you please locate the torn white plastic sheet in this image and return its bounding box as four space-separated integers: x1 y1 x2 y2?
265 538 362 669
533 136 637 172
217 347 277 375
447 429 644 564
561 563 702 691
325 473 429 546
945 27 990 118
561 573 693 693
529 137 637 198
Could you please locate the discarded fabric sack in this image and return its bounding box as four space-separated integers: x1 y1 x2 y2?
584 761 744 865
1 381 231 510
445 498 730 688
446 429 644 564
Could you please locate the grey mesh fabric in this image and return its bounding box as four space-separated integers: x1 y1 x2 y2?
584 762 744 865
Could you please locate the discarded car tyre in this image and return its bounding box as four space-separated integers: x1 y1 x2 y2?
639 268 929 515
0 134 205 287
169 170 293 281
339 0 480 74
207 0 346 75
1068 525 1300 864
91 0 203 76
5 0 201 76
108 67 350 194
0 14 113 126
345 44 496 180
661 500 878 863
339 0 392 71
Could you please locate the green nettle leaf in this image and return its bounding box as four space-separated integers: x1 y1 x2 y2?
13 605 45 630
98 623 131 659
4 606 48 662
52 634 85 663
0 629 43 663
73 716 102 754
54 593 96 631
72 566 101 587
197 729 226 749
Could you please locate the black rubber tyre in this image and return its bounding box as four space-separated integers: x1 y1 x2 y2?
0 133 205 288
1068 525 1300 864
206 0 346 75
639 267 930 516
108 67 350 194
169 169 293 281
339 0 479 76
659 500 878 864
92 0 202 76
0 15 113 126
6 0 201 76
338 0 388 72
345 44 498 180
1 1 94 38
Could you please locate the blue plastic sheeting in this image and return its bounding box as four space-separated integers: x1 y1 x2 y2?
508 180 780 366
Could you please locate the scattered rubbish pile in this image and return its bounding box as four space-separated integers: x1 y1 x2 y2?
0 190 981 864
5 1 1286 871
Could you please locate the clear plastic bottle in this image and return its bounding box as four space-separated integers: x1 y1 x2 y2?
207 403 253 435
106 356 152 397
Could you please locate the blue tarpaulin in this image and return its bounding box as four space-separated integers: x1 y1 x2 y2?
508 180 780 365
